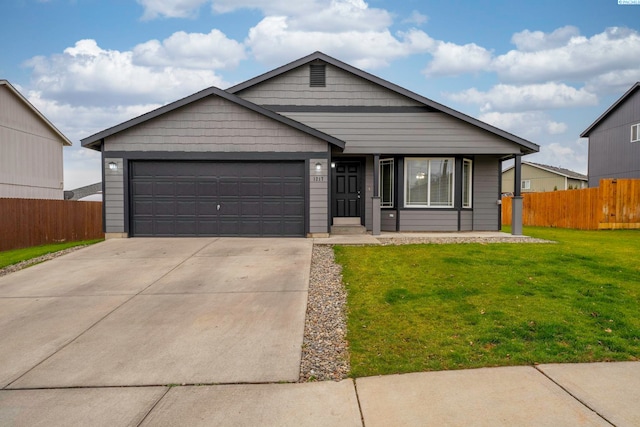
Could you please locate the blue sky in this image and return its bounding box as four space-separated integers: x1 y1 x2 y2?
2 0 639 189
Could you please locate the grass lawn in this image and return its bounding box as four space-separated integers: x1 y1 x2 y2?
0 239 103 270
335 227 640 377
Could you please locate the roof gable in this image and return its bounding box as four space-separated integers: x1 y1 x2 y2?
581 82 640 137
81 86 345 150
227 52 539 154
0 80 72 146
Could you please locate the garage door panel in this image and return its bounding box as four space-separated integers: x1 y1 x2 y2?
219 201 239 216
197 220 218 234
154 220 175 235
284 201 305 216
155 182 175 196
133 200 153 215
130 161 305 237
132 182 153 197
241 201 261 216
283 182 304 197
262 182 282 197
240 182 261 197
176 201 196 216
219 181 239 197
197 181 218 196
176 182 197 196
197 200 218 215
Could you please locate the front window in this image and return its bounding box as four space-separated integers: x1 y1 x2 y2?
405 158 454 207
521 180 531 190
379 159 394 207
632 123 640 142
463 159 472 208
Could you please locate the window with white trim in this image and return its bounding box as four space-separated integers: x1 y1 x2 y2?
379 159 394 207
521 180 531 190
405 158 454 207
462 159 472 208
632 123 640 143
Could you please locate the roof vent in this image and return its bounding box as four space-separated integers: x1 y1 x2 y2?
309 64 326 87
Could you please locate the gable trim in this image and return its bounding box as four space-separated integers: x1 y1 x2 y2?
0 80 72 146
580 82 640 137
227 51 539 154
81 86 346 151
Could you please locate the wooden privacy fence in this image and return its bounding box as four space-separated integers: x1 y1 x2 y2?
502 179 640 230
0 198 103 251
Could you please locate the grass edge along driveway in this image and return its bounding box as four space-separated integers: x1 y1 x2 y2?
336 227 640 378
0 239 103 270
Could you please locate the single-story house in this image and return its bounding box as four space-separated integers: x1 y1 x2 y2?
502 162 587 194
0 80 72 199
81 52 538 238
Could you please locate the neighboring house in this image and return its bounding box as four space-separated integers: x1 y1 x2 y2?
581 82 640 187
64 182 103 201
502 162 588 193
81 52 538 238
0 80 72 199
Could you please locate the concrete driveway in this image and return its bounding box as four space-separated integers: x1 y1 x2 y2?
0 238 312 388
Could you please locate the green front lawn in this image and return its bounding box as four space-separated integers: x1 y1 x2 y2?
336 227 640 377
0 240 103 270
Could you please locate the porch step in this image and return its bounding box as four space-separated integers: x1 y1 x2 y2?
330 225 367 235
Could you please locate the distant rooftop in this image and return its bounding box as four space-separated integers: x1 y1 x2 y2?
503 161 587 181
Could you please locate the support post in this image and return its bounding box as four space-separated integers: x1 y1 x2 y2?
372 154 381 236
512 155 523 235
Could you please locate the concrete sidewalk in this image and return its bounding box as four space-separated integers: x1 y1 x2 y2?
1 361 639 426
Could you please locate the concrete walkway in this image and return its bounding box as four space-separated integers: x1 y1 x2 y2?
1 236 639 425
2 362 639 426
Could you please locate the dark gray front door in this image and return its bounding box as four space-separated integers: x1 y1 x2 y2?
332 160 362 219
130 161 305 237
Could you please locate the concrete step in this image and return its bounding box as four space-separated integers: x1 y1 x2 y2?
330 225 367 235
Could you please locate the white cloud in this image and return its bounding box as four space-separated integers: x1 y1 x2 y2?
510 26 580 52
448 83 598 112
479 111 568 139
525 139 588 175
245 17 433 68
403 10 428 26
493 27 640 84
132 29 246 69
137 0 208 20
423 41 492 76
25 39 229 107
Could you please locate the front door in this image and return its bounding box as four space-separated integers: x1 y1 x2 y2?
332 160 363 221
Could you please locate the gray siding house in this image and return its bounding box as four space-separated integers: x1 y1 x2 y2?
0 80 72 199
581 82 640 187
502 162 587 193
81 52 538 238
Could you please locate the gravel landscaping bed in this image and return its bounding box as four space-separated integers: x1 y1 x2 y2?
299 235 552 382
377 236 552 245
299 244 350 382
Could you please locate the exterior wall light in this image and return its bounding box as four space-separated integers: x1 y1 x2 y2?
331 162 336 168
108 162 118 171
315 162 322 171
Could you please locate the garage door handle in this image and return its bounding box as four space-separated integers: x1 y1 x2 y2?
217 204 221 211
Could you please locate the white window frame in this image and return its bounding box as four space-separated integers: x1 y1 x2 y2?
404 157 455 208
462 159 473 208
379 158 394 208
631 123 640 143
521 179 531 190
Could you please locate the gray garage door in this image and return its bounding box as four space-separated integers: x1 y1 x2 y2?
130 161 305 237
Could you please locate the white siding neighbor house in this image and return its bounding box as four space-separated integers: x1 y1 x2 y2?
81 52 539 238
0 80 72 199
